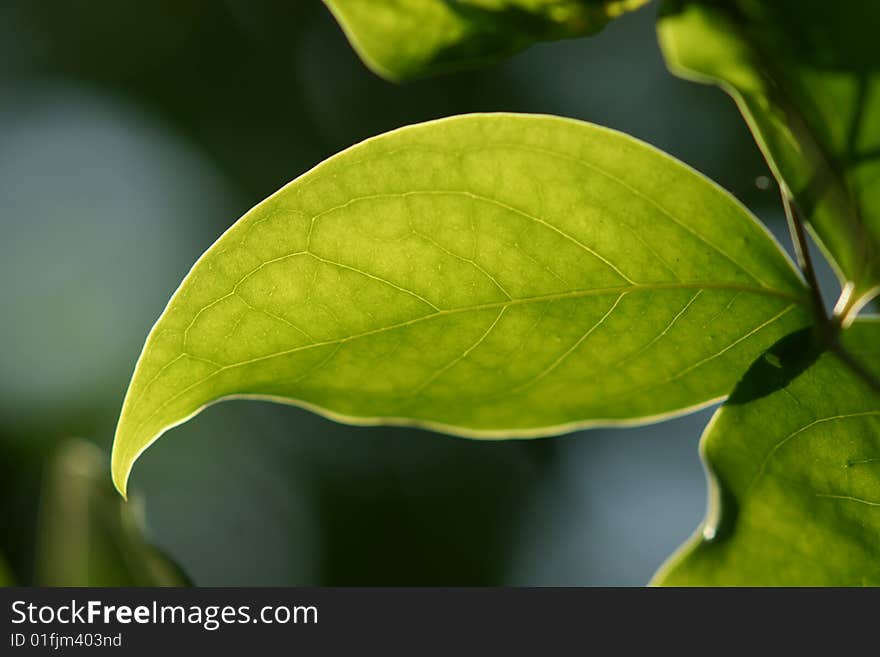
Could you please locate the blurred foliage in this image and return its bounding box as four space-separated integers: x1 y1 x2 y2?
0 552 14 586
36 440 187 586
323 0 649 80
0 439 185 587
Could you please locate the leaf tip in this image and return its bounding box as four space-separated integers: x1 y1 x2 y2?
110 439 132 501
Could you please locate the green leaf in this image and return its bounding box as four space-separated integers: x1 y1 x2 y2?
323 0 649 81
658 0 880 316
37 440 188 586
112 113 810 496
654 318 880 586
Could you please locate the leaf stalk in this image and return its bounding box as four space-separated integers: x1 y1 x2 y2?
782 192 827 330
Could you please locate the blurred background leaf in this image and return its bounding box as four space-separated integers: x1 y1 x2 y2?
35 440 188 586
0 552 14 586
323 0 650 80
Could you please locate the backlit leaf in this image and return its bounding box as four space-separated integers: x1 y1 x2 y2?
112 113 810 496
654 318 880 586
658 0 880 316
323 0 649 81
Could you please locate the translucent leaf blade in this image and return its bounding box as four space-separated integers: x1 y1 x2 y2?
112 113 810 496
324 0 650 81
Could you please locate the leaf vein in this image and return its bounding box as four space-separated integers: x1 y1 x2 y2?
748 411 880 494
410 306 507 395
307 189 637 284
504 293 624 395
131 283 805 437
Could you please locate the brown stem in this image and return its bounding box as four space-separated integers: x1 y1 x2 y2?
782 191 827 327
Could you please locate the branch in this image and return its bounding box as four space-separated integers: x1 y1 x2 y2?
782 191 827 326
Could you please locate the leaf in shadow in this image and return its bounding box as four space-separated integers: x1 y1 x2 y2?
727 327 822 406
655 317 880 586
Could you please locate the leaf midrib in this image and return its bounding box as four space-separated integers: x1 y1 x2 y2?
181 280 804 371
127 280 806 441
